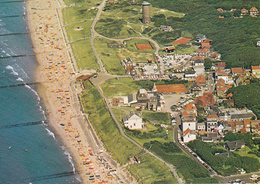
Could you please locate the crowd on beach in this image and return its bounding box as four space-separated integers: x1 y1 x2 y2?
27 0 118 183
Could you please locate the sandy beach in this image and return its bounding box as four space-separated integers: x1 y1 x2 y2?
26 0 117 183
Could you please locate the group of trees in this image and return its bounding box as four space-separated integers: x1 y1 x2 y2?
228 80 260 119
143 141 217 183
147 0 260 68
188 140 260 175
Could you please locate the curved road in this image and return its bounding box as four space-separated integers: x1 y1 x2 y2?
90 0 161 74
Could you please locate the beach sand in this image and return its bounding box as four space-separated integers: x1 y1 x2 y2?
26 0 117 183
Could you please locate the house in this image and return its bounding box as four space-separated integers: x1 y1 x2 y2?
202 132 218 142
197 122 206 131
196 34 206 43
122 112 144 130
194 60 205 76
184 69 197 79
243 119 251 132
251 120 260 133
184 103 197 116
203 39 213 45
195 92 215 108
160 25 173 32
234 75 243 86
201 42 210 49
227 121 244 132
191 82 202 95
183 128 196 143
250 7 259 17
206 114 218 132
198 47 210 57
163 46 175 53
217 86 228 98
257 41 260 47
252 66 260 78
231 67 244 76
225 140 245 151
241 9 248 15
129 87 162 111
217 62 226 70
195 74 206 87
217 8 224 12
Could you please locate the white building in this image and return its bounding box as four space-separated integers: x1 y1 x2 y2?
122 112 144 130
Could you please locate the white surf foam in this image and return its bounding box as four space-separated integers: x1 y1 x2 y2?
46 128 56 140
61 146 77 175
6 65 19 76
14 63 30 79
16 77 24 82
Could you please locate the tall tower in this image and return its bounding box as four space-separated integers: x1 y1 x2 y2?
142 1 150 24
129 0 137 3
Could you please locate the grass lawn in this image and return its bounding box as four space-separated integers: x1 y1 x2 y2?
70 39 99 71
94 38 126 75
128 153 177 184
142 110 171 125
101 77 140 98
81 81 142 164
65 20 93 42
235 146 260 162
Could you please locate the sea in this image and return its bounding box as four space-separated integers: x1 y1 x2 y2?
0 0 81 183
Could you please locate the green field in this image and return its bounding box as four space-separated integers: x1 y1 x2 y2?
70 39 99 70
128 153 177 184
62 0 101 70
142 111 171 125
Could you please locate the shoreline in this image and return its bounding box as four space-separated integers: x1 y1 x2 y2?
25 1 86 183
26 0 115 183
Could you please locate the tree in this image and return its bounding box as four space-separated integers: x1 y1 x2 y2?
204 58 213 70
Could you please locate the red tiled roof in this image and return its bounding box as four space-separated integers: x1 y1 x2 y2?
241 9 248 13
198 47 210 54
182 111 190 116
217 62 226 69
194 56 205 62
217 8 223 12
207 114 218 119
244 119 251 126
172 37 192 45
217 78 225 83
163 46 175 50
76 74 93 80
201 42 210 48
252 66 260 70
240 128 247 133
250 7 258 12
195 92 215 107
203 39 212 43
136 43 153 50
227 93 233 98
184 103 197 111
195 74 206 83
183 128 191 136
217 86 227 92
216 81 225 87
156 84 188 94
231 67 244 74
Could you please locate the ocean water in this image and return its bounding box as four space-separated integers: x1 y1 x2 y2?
0 1 80 183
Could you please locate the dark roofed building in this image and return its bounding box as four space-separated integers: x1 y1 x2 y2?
225 140 245 151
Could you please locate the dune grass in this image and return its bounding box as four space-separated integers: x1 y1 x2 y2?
128 153 178 184
81 81 142 164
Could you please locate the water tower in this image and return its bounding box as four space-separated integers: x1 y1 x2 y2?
142 1 150 24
